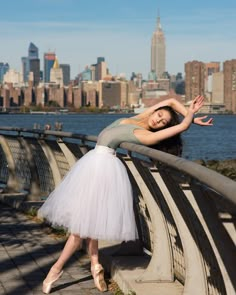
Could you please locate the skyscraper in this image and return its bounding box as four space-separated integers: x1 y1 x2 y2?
50 56 63 87
151 16 166 79
95 57 107 81
0 63 10 83
21 42 40 85
21 57 29 83
60 64 71 85
29 43 40 86
28 42 38 59
44 52 56 83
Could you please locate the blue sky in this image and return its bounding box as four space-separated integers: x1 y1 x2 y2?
1 0 236 79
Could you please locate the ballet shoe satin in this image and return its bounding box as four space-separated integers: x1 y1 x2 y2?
91 264 108 292
42 268 63 294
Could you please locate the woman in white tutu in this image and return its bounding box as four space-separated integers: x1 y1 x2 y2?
38 95 213 293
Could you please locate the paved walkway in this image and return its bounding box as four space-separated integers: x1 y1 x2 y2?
0 201 114 295
0 194 185 295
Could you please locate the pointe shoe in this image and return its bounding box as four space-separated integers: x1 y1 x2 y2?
42 268 63 294
91 264 107 292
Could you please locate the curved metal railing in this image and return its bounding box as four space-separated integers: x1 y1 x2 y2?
0 126 235 295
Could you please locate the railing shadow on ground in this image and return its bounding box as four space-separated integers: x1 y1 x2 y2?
0 203 104 295
0 126 235 295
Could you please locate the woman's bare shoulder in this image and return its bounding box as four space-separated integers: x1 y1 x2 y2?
119 117 139 125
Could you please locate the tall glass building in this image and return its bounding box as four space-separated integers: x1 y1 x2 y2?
60 64 71 85
21 57 29 82
44 52 56 83
0 63 10 83
21 42 40 85
29 43 40 85
28 42 38 59
82 67 92 81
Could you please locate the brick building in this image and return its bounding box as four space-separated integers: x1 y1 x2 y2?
184 61 205 102
100 81 128 109
223 59 236 113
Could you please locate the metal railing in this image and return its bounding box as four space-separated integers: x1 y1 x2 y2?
0 126 235 295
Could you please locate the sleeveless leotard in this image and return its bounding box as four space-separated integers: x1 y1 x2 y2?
97 118 144 149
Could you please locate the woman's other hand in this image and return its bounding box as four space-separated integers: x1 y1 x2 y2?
193 115 214 126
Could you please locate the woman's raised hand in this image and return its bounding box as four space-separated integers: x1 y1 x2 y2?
190 96 214 126
189 95 204 113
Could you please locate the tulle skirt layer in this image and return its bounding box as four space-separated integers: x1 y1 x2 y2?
38 145 138 241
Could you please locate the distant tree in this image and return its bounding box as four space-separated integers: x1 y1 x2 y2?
47 100 60 107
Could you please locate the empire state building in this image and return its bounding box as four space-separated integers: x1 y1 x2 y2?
151 16 166 79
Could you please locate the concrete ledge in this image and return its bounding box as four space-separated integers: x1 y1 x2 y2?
98 242 183 295
102 253 183 295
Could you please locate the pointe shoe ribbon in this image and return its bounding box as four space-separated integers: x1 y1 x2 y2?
42 269 63 294
91 264 107 292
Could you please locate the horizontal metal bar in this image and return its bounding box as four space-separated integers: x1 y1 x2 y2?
0 127 235 207
120 142 236 207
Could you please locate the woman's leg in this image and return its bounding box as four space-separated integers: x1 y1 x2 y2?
87 238 107 292
87 238 99 267
52 234 82 271
43 234 81 291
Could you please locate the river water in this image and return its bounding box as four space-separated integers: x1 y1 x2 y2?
0 113 235 161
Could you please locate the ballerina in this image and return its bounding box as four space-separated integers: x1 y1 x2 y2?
38 95 213 293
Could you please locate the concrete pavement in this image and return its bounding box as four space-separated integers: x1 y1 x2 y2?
0 200 114 295
0 193 184 295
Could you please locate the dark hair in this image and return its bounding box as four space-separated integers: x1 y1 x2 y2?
149 106 183 156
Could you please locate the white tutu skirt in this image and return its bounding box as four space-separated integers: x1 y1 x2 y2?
38 145 138 241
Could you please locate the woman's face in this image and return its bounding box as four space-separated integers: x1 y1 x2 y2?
148 109 172 130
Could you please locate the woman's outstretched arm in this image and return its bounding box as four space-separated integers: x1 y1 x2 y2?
135 95 213 126
134 96 204 145
135 97 189 118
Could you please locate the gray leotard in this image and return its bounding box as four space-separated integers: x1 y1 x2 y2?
97 118 144 149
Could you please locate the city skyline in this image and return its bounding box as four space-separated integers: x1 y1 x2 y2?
1 0 236 79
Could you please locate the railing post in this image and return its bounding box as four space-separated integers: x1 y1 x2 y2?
57 139 77 167
188 185 235 294
124 156 174 282
18 137 42 200
155 170 208 295
0 135 21 193
37 139 62 187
